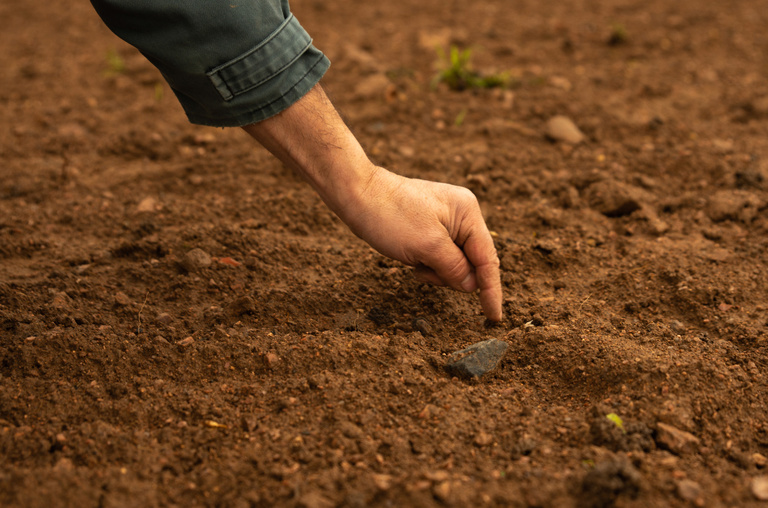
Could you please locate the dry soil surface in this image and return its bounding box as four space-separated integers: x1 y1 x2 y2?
2 0 768 507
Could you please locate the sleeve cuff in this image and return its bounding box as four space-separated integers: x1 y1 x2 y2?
207 14 312 102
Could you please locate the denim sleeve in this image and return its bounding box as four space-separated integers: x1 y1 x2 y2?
90 0 330 127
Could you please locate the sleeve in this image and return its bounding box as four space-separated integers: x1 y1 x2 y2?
90 0 330 127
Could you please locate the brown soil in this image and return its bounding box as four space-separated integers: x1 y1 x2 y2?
2 0 768 506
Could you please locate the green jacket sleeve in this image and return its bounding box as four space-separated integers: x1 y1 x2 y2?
90 0 330 126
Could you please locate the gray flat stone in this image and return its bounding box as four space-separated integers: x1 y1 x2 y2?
445 339 508 379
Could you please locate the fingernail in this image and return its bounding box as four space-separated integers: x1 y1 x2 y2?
460 274 476 292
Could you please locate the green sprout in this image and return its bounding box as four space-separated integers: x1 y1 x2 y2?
454 108 468 127
431 45 511 91
606 413 626 434
608 23 629 46
105 49 126 75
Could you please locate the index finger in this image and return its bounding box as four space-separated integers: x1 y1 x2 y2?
461 212 503 322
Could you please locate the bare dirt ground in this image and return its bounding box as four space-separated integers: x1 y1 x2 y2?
2 0 768 506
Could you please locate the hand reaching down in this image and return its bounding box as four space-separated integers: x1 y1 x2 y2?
243 84 502 321
341 167 502 322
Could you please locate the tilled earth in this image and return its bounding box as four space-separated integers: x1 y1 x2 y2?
2 0 768 506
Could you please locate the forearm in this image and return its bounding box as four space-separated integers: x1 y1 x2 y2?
241 84 375 221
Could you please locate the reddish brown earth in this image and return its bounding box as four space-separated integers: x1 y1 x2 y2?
2 0 768 506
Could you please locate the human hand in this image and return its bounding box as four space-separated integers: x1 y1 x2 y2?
242 85 501 321
341 166 503 322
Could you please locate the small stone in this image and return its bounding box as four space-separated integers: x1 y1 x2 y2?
676 479 702 502
545 115 585 144
655 422 700 454
297 491 333 508
339 421 364 440
176 336 194 347
180 248 212 273
425 471 450 482
549 76 573 91
372 473 393 491
263 352 279 368
114 291 131 306
398 145 415 158
412 318 433 336
432 481 452 503
53 457 74 473
156 313 173 325
418 404 440 419
474 431 494 447
753 453 768 468
445 339 508 379
711 138 734 153
670 320 686 334
51 292 70 310
752 476 768 501
136 196 160 213
217 256 242 267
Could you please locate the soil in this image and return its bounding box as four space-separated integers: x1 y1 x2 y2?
2 0 768 506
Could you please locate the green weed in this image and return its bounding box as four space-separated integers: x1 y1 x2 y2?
606 413 626 434
608 23 629 45
454 108 468 127
105 49 126 75
432 45 511 91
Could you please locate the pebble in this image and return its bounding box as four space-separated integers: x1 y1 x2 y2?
180 248 212 273
753 453 768 468
655 422 700 454
676 479 702 503
114 291 131 306
670 320 686 334
263 352 279 368
372 473 393 491
445 339 508 379
412 318 433 336
176 336 194 347
156 313 173 325
545 115 585 144
752 476 768 500
474 431 494 447
136 196 160 213
432 481 452 503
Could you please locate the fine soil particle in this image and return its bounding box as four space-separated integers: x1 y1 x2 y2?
2 0 768 507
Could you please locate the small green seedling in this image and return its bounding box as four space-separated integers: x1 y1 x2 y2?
154 82 164 101
432 45 511 91
608 23 629 45
606 413 626 434
105 49 126 75
454 108 468 127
